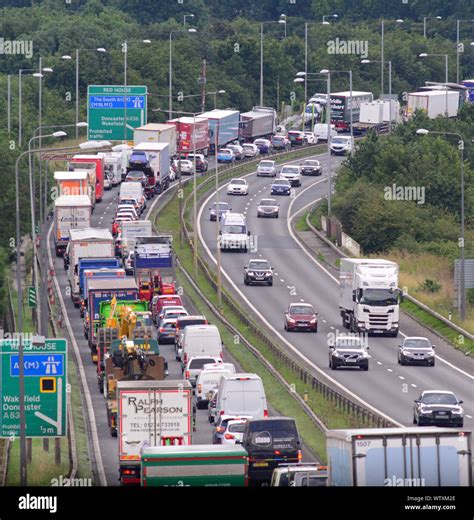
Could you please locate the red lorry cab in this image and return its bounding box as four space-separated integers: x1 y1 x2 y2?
152 295 183 322
72 155 105 202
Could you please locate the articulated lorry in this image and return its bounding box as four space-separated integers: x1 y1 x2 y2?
406 90 459 119
330 91 374 131
128 143 171 195
80 267 125 318
326 428 472 487
141 445 249 487
120 220 153 259
71 154 105 202
167 116 210 156
118 380 193 486
339 258 400 337
240 106 277 141
53 195 92 257
133 123 177 157
199 109 240 154
65 228 114 306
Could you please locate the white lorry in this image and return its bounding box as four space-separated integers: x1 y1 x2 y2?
219 213 251 252
119 181 146 212
53 195 92 256
406 90 459 119
129 142 171 194
117 380 193 486
120 220 153 258
133 123 177 157
326 427 472 487
339 258 400 337
66 228 114 306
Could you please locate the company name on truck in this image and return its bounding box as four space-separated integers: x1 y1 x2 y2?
127 396 183 415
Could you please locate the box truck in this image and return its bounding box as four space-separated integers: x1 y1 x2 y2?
65 228 114 306
121 220 153 258
339 258 400 336
352 101 390 135
133 123 177 156
54 170 91 199
53 195 92 257
406 90 459 119
141 445 248 487
330 91 374 131
326 428 472 487
71 154 105 202
167 116 210 156
240 106 277 141
134 235 173 270
80 266 125 318
117 380 193 486
199 109 240 154
78 257 122 298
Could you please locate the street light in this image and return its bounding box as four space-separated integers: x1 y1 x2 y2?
322 14 338 24
319 69 333 216
183 14 194 26
423 16 442 38
381 19 403 96
280 14 287 38
456 20 474 83
418 53 449 116
361 59 394 132
304 22 323 106
260 20 286 106
416 129 466 321
62 47 106 140
169 29 198 120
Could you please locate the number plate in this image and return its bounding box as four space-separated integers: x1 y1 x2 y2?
253 462 268 467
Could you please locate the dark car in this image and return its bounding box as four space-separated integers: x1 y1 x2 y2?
413 391 464 427
300 159 322 176
157 318 177 344
329 336 370 371
128 150 149 170
287 131 307 146
244 259 273 286
271 134 291 151
242 418 302 486
187 153 208 172
398 337 435 366
257 198 279 218
284 303 318 332
271 179 291 196
209 202 231 222
254 138 273 154
125 170 147 187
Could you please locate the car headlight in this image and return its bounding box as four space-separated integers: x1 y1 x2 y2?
333 351 343 358
310 318 317 324
452 409 463 415
426 351 435 357
288 318 296 324
402 350 413 356
419 407 431 415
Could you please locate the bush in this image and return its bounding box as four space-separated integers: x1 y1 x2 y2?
418 279 442 293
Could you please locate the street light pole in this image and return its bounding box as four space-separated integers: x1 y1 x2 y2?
215 129 222 308
123 41 128 142
76 49 79 140
381 20 384 95
193 113 198 279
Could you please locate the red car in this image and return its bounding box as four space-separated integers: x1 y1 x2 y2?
284 303 318 332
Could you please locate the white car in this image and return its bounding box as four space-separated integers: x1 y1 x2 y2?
220 418 248 445
242 143 259 158
227 178 249 195
226 144 245 160
279 165 302 187
173 159 193 175
303 131 318 145
257 160 276 177
158 305 188 322
184 356 222 387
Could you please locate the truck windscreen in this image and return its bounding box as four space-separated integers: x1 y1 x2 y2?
360 289 398 306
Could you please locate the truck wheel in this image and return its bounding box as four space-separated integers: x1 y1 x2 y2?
110 427 117 438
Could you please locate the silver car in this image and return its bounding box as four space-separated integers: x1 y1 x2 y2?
257 198 279 218
257 160 276 177
242 143 260 158
398 337 435 366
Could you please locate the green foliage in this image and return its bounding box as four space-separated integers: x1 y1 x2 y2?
418 279 442 293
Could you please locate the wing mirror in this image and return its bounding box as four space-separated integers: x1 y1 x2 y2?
458 400 463 404
414 399 420 404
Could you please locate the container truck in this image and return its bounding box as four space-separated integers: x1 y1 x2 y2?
199 109 240 154
339 258 400 336
167 116 210 156
53 195 92 257
120 220 153 258
86 278 138 357
133 123 177 156
78 257 122 299
128 143 170 195
330 91 374 131
240 106 277 141
65 228 114 306
351 101 390 135
117 380 193 486
326 428 472 487
406 90 459 119
71 154 105 202
141 445 248 487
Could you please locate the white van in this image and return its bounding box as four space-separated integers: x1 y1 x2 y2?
195 367 233 409
330 135 353 156
313 123 337 142
219 213 250 252
181 324 223 367
216 373 268 419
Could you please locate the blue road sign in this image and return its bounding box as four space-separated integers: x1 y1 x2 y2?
10 354 64 377
88 95 146 110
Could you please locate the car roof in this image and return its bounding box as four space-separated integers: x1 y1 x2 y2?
230 178 246 182
422 390 455 395
404 336 430 341
289 302 313 308
273 178 290 183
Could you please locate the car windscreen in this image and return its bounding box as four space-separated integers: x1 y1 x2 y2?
161 322 176 330
304 161 319 166
228 422 246 433
289 306 313 315
178 319 206 328
294 475 327 487
272 136 285 142
248 261 270 270
281 167 299 173
259 199 276 206
189 358 216 369
231 180 246 185
260 161 273 167
336 338 364 349
403 338 432 349
332 138 348 144
422 394 457 405
223 225 246 234
273 181 290 186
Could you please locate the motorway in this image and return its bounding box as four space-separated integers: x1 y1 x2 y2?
196 151 474 431
46 155 319 485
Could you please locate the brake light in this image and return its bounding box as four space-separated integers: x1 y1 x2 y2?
216 427 225 433
159 328 164 333
298 450 302 462
225 433 234 440
264 409 268 418
185 371 190 379
220 411 225 415
274 450 281 455
183 353 188 364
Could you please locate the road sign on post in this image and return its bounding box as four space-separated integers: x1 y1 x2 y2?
27 286 36 308
0 338 67 438
87 85 148 141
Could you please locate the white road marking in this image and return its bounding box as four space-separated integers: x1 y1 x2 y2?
399 376 405 380
411 384 417 388
377 361 383 365
322 319 327 323
466 415 472 419
300 299 305 302
387 369 393 373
